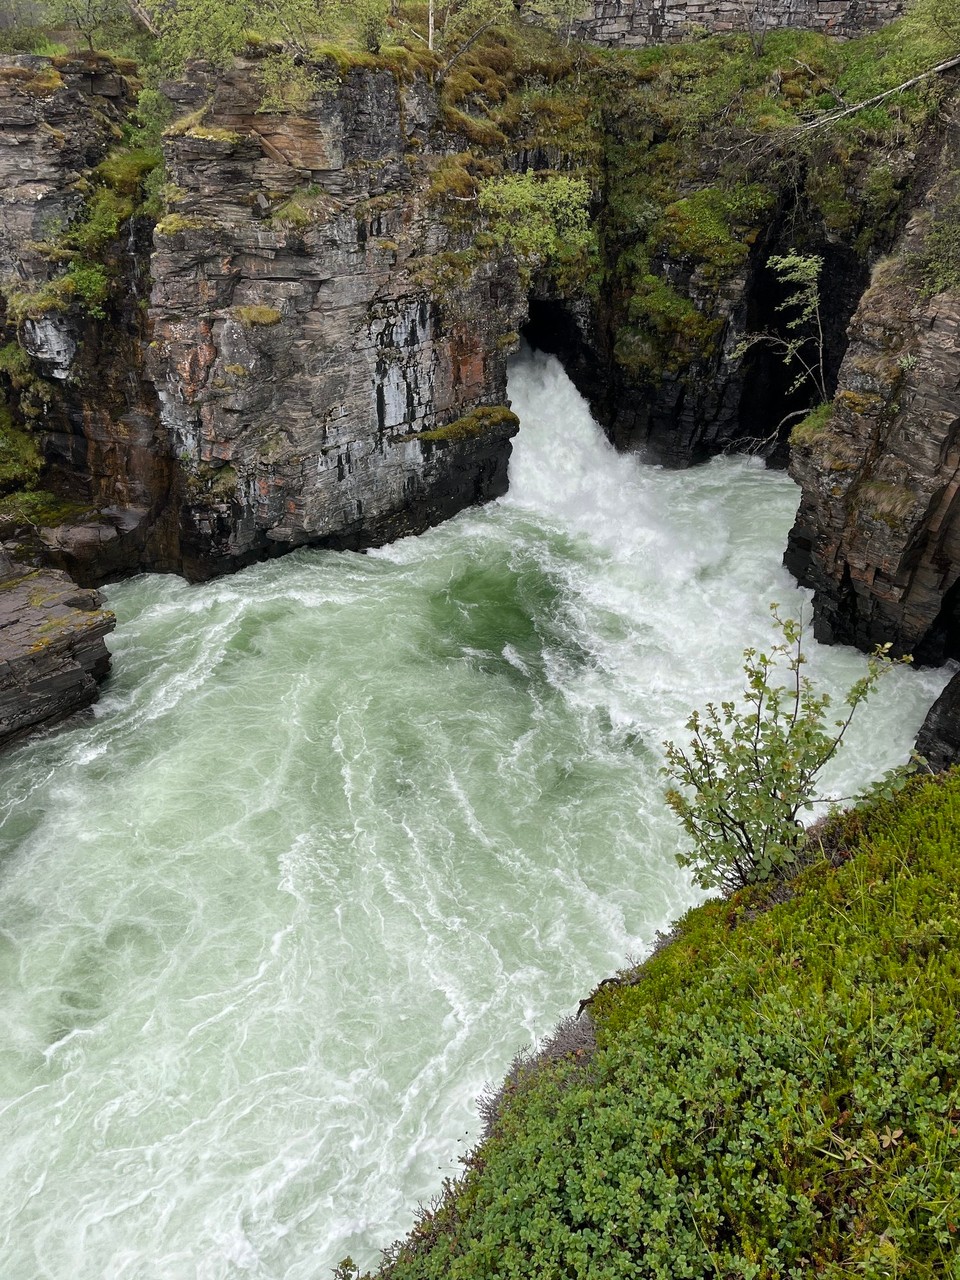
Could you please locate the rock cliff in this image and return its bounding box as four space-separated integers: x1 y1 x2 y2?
0 53 176 583
1 23 958 749
0 51 527 586
148 57 524 578
786 94 960 664
0 548 115 750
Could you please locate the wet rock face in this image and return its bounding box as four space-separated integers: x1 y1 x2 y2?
148 61 525 578
0 557 115 751
786 101 960 661
916 669 960 770
0 55 524 586
0 55 129 282
0 55 176 585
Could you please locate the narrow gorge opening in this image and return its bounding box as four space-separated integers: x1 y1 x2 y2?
737 243 869 459
521 297 602 413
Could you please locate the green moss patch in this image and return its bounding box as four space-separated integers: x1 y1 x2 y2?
790 401 834 446
231 304 283 327
661 184 774 271
95 146 162 196
614 275 722 379
413 405 519 445
0 63 63 95
184 125 244 145
154 213 206 236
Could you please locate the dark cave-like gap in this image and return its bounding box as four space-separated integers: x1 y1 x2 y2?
918 572 960 665
520 298 603 410
523 298 581 361
737 243 870 462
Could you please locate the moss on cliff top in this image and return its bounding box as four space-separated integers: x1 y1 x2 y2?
369 769 960 1279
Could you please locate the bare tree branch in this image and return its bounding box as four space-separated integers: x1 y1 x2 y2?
788 52 960 136
125 0 159 36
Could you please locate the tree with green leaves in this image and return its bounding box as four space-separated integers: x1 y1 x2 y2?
662 607 911 893
734 248 828 435
44 0 128 50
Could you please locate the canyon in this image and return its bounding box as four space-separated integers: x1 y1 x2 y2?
1 13 959 755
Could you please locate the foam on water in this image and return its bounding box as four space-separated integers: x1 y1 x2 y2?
0 350 949 1278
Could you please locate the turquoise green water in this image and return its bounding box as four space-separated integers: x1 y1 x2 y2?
0 352 949 1278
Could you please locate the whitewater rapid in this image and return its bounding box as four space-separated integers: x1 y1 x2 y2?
0 351 948 1278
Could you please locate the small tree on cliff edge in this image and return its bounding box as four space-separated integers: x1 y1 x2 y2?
734 249 829 441
662 607 912 893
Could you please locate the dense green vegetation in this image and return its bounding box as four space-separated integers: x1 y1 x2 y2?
592 6 956 386
369 770 960 1279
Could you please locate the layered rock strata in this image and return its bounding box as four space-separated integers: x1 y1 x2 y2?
0 54 525 585
0 549 114 750
0 53 176 583
147 60 524 577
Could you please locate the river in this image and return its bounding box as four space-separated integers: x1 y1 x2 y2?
0 350 948 1278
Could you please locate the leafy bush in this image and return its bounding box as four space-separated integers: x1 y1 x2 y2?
0 406 42 495
477 170 596 288
62 262 111 318
662 607 907 892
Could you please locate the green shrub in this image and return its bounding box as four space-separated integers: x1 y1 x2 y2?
62 262 111 317
478 170 594 261
915 196 960 296
663 607 910 891
0 406 42 495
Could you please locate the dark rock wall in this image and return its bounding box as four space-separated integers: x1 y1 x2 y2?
0 54 177 583
0 55 527 586
0 550 115 751
786 97 960 662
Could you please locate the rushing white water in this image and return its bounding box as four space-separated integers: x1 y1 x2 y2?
0 351 949 1279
